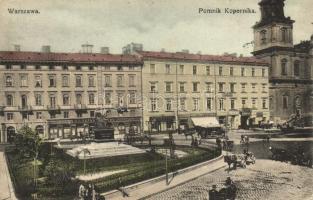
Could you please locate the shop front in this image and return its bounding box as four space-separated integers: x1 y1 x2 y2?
107 116 141 135
147 116 176 134
240 108 252 129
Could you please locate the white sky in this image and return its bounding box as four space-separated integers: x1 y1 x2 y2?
0 0 312 56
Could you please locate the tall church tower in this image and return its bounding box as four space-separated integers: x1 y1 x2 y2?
252 0 312 123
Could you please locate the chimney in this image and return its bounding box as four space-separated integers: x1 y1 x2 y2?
42 45 51 53
100 47 109 54
181 49 189 53
82 43 93 53
14 45 21 51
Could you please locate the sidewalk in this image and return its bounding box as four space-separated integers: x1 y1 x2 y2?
0 148 17 200
102 154 226 200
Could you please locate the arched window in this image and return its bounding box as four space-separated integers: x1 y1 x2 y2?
260 30 267 44
281 28 288 42
88 93 95 105
294 60 300 77
35 93 42 106
21 95 27 108
6 94 13 106
35 125 44 135
76 94 82 104
6 76 13 87
63 94 70 105
281 59 287 75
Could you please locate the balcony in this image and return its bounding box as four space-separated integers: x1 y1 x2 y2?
74 104 87 110
18 105 33 111
47 105 61 114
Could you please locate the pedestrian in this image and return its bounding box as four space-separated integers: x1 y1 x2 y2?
87 183 92 200
208 184 219 200
78 184 85 200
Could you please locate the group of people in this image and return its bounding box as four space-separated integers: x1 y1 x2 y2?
78 183 104 200
209 177 237 200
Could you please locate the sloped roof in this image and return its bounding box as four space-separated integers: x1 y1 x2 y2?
137 51 268 66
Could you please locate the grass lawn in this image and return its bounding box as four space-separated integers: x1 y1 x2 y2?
6 143 220 199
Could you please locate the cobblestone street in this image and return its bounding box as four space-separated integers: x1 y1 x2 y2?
145 159 313 200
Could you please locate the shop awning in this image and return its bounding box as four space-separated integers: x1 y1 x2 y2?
191 117 221 128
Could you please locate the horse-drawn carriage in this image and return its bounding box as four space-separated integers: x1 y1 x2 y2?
224 152 256 170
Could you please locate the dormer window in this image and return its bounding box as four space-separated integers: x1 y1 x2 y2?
260 30 267 44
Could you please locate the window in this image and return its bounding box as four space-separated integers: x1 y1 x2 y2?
62 75 69 87
252 68 255 77
49 65 55 70
20 75 28 87
242 99 246 108
281 28 288 42
262 84 267 92
7 113 14 120
77 113 82 118
251 83 256 93
88 76 95 87
179 82 185 93
105 75 112 87
36 112 42 119
21 65 26 70
230 67 234 76
64 111 69 118
166 99 172 111
151 99 157 111
219 99 224 111
63 65 68 70
150 82 157 92
105 92 111 105
129 66 135 70
89 93 95 105
90 111 95 117
35 76 42 87
193 98 199 111
49 95 56 108
76 75 82 87
63 94 70 105
6 76 13 87
219 66 223 76
89 66 94 70
165 64 171 74
262 98 267 109
180 98 186 111
230 83 235 93
241 83 246 93
262 68 266 77
193 65 197 75
206 83 213 93
193 82 199 92
22 112 28 120
6 65 12 70
294 61 300 76
218 83 224 92
179 65 184 74
252 98 257 109
231 99 235 110
49 75 56 87
35 65 41 70
21 95 27 108
206 98 212 110
260 30 267 44
281 59 287 75
206 66 210 75
241 68 245 76
35 93 42 106
50 113 56 119
6 95 13 106
117 75 124 87
150 64 156 74
76 66 81 70
104 66 110 71
117 66 123 71
165 82 172 92
76 94 82 104
129 92 136 104
129 75 135 86
283 96 288 109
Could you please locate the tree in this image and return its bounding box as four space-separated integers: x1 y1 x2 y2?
13 125 43 189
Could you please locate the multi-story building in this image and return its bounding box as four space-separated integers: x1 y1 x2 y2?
0 47 143 143
252 0 313 123
137 51 270 133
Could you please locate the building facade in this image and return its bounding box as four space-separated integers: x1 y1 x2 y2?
138 51 270 133
252 0 313 123
0 50 143 143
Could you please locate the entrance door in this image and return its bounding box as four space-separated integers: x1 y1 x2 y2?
7 126 15 143
240 116 249 129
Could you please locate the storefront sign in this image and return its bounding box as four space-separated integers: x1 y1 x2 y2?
240 108 251 116
48 118 95 125
150 116 175 122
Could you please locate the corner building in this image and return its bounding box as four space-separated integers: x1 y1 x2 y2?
0 51 143 143
138 51 270 133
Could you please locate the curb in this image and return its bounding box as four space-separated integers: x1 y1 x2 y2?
102 154 225 199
